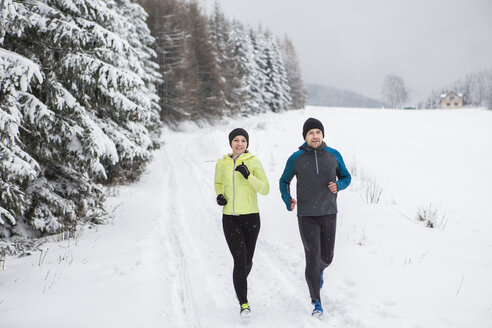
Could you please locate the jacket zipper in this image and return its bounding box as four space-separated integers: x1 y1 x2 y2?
314 149 319 175
232 157 238 215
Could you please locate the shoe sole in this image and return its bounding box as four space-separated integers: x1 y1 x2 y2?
240 309 251 318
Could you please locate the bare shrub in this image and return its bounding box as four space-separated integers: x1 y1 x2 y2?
349 160 359 178
360 172 383 204
348 159 383 204
255 121 267 130
416 204 447 229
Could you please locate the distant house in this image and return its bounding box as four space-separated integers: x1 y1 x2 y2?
440 91 463 109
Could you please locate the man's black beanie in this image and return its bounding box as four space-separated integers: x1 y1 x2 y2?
229 128 249 147
302 118 324 139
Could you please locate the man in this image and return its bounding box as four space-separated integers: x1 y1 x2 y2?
279 117 351 319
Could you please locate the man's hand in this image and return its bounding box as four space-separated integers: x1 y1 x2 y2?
290 198 297 211
216 194 227 206
235 162 250 179
328 182 338 194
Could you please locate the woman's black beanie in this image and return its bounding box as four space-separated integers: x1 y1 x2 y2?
229 128 249 147
302 118 324 139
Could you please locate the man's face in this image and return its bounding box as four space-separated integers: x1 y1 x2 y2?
305 129 323 149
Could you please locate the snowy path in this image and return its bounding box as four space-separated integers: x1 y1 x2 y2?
1 107 492 327
151 127 335 327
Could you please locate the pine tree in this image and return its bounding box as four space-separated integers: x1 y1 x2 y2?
0 47 42 236
183 0 225 120
139 0 226 121
258 32 291 112
227 21 266 115
112 0 161 141
248 26 269 114
280 35 306 109
1 0 160 237
209 2 243 115
138 0 191 122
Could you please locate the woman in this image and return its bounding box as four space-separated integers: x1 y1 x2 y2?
214 128 269 317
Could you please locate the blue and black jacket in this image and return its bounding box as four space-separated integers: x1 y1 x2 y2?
279 142 351 216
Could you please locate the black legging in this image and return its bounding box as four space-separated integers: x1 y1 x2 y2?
298 214 337 303
222 213 260 305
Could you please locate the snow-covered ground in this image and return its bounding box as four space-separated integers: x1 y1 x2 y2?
1 106 492 328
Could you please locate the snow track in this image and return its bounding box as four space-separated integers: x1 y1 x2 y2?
2 107 491 328
147 127 346 327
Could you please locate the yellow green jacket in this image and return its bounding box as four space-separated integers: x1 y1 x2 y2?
214 152 269 215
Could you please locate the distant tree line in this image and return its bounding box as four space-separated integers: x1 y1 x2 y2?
0 0 305 239
421 69 492 109
137 0 306 122
306 84 384 108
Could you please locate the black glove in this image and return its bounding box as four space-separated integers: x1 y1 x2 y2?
235 162 250 179
216 194 227 206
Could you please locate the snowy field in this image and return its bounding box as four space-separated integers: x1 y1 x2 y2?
1 106 492 328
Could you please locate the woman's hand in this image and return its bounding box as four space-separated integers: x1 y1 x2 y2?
235 162 250 179
216 194 227 206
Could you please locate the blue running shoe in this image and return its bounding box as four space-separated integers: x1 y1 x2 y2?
312 299 324 319
320 272 324 289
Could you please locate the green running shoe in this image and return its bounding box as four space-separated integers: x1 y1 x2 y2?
240 302 251 318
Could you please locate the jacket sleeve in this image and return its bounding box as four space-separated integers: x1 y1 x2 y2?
248 158 269 196
214 160 224 195
335 151 351 191
279 153 297 211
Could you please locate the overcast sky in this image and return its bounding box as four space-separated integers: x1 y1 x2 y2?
198 0 492 103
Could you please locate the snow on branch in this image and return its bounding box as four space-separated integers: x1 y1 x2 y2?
0 47 43 93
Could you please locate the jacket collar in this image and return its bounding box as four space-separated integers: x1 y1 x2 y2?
299 141 327 151
223 151 254 161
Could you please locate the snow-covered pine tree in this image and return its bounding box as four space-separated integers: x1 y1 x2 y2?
111 0 161 143
139 0 227 121
280 35 306 109
91 0 162 180
138 0 191 122
138 1 302 119
0 0 160 237
257 31 291 113
183 0 225 120
210 9 238 113
227 21 264 116
246 26 270 115
0 47 42 236
209 3 244 116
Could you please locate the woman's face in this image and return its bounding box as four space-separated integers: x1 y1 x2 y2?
231 135 247 155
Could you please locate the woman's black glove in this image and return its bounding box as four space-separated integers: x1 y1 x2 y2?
216 194 227 206
235 162 250 179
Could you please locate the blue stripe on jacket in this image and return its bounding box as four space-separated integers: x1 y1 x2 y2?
324 146 351 192
279 149 304 211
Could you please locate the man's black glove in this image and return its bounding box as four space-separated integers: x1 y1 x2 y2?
216 194 227 206
235 162 250 179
